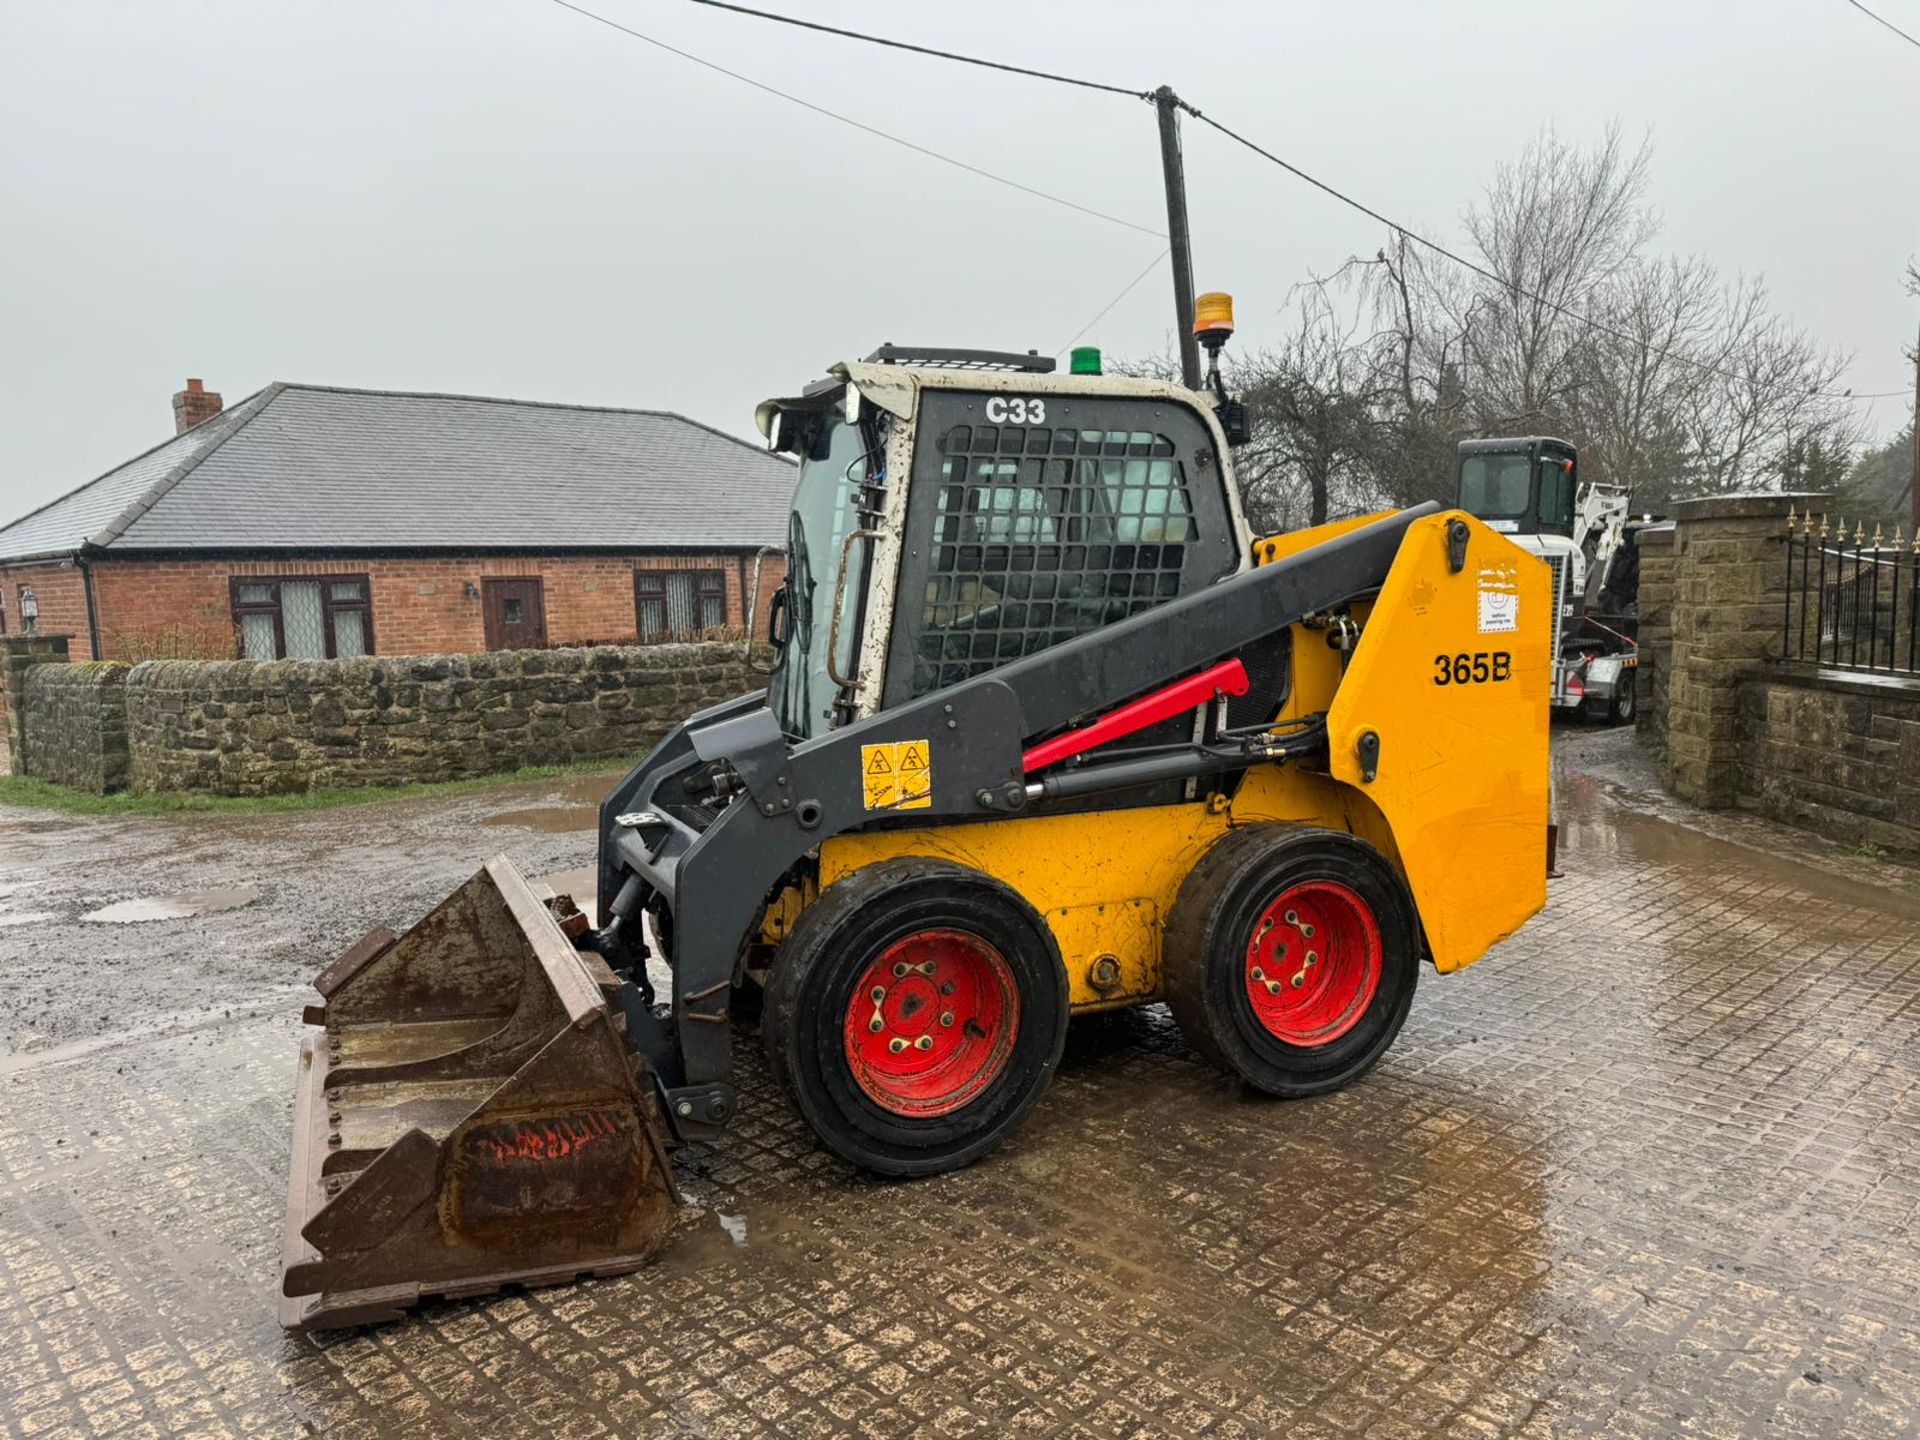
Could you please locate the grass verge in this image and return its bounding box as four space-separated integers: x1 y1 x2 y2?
0 757 622 818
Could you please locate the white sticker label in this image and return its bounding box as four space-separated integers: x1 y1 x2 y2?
1477 564 1521 634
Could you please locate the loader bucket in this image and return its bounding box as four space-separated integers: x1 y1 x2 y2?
278 856 680 1331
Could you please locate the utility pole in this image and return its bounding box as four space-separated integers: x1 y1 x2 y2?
1154 86 1201 391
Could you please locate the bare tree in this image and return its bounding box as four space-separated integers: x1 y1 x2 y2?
1668 276 1858 500
1230 282 1388 529
1122 127 1879 526
1457 125 1656 429
1564 255 1719 496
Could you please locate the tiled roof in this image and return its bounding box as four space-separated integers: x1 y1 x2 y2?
0 384 795 561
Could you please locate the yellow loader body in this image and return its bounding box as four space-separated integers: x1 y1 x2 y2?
811 511 1552 1008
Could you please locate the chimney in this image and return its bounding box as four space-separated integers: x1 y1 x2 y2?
172 377 223 434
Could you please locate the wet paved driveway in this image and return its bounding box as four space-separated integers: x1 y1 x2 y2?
5 732 1920 1438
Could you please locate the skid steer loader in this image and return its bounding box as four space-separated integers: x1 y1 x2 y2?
280 303 1552 1331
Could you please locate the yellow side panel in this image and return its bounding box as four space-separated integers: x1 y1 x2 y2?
817 509 1547 997
1324 512 1551 971
817 773 1356 1011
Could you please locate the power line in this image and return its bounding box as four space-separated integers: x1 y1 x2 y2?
541 0 1162 237
1845 0 1920 49
1058 246 1170 355
612 0 1905 403
678 0 1150 98
1177 99 1910 402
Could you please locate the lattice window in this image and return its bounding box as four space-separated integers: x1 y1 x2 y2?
910 424 1200 694
636 570 727 643
231 576 373 659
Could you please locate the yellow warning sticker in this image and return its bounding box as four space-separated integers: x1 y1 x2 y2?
860 740 933 811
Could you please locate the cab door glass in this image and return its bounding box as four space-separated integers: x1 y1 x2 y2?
884 392 1236 705
1538 459 1576 531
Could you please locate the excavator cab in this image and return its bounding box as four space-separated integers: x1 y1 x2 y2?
1457 436 1579 541
282 323 1553 1332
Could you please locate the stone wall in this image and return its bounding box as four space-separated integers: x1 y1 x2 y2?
1735 668 1920 852
0 633 71 776
1633 489 1920 855
20 662 130 794
124 642 765 796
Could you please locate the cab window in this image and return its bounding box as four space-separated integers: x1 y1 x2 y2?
884 392 1234 703
1538 458 1576 530
1459 453 1532 518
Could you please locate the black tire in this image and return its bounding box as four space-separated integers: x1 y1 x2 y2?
762 858 1068 1177
1164 826 1418 1097
1609 678 1638 726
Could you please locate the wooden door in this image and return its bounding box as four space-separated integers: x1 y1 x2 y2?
482 577 547 651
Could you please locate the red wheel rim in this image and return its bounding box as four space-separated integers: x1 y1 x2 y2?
1243 880 1382 1047
844 929 1019 1118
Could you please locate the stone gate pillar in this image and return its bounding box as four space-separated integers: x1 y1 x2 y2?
0 633 71 775
1663 493 1828 807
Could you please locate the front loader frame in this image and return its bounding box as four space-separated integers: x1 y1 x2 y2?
594 501 1453 1140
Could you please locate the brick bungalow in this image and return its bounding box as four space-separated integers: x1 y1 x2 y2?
0 380 793 662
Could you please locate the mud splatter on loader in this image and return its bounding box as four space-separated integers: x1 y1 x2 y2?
280 307 1552 1330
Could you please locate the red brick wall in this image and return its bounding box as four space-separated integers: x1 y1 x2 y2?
84 552 788 660
0 560 94 660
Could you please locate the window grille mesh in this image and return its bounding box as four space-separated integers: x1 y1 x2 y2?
240 612 276 660
639 572 726 641
911 424 1199 694
281 581 326 658
333 608 367 658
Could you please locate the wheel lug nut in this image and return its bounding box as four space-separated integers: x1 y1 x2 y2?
940 980 955 995
870 986 886 1003
888 1037 908 1054
1290 973 1305 989
893 962 908 978
869 1016 885 1034
1305 951 1318 966
940 1011 954 1027
1284 909 1299 926
1301 924 1315 938
914 1035 934 1051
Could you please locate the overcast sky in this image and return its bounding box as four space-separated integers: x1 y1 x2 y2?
1 0 1915 526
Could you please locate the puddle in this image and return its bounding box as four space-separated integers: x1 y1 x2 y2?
663 1203 822 1270
81 888 260 924
1560 772 1920 921
480 806 596 833
480 773 616 833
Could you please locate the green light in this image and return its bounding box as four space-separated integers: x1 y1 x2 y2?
1070 346 1103 376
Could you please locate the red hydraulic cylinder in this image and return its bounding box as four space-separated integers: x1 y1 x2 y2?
1021 658 1251 773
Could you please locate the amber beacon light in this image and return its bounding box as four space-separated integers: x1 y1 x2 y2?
1193 291 1236 348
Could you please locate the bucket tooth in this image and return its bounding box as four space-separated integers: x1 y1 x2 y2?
279 856 679 1332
